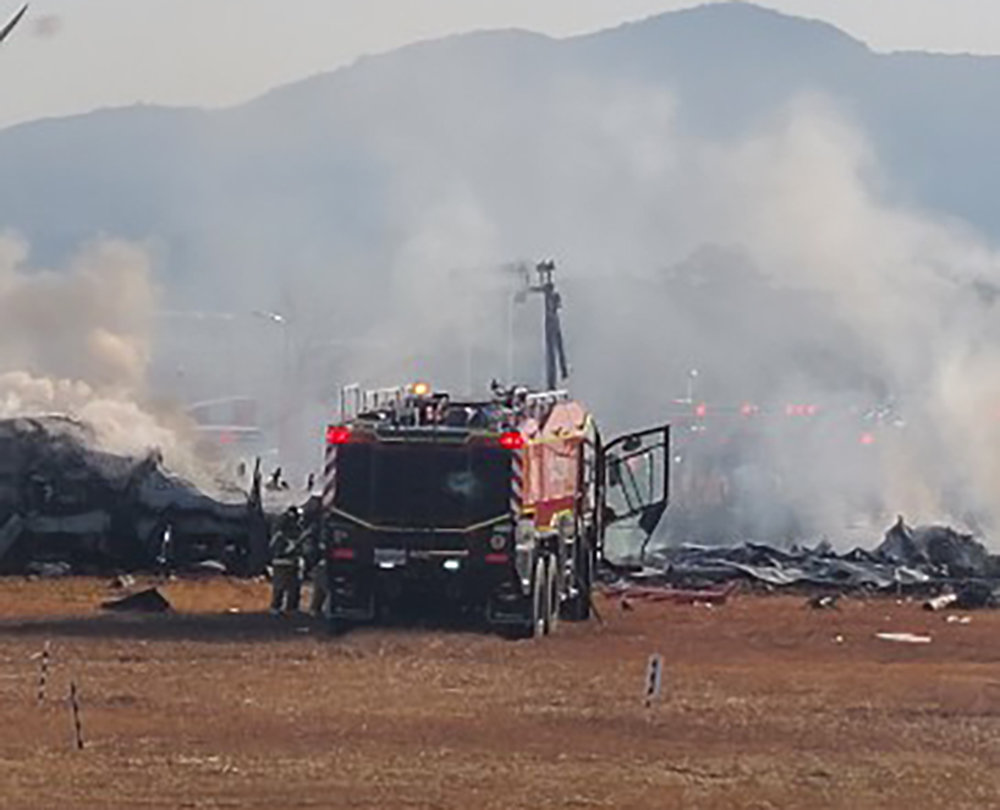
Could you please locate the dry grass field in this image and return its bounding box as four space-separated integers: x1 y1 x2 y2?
1 577 999 808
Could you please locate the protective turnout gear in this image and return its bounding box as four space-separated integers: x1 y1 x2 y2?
301 519 329 617
269 512 305 614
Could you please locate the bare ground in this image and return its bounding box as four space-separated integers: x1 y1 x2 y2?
0 577 999 808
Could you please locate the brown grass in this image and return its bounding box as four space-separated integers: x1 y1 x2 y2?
0 579 999 808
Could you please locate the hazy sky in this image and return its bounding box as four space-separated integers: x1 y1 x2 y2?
0 0 998 129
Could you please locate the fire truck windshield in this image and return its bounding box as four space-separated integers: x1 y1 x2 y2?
334 443 510 529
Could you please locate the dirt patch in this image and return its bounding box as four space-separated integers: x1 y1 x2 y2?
0 579 998 808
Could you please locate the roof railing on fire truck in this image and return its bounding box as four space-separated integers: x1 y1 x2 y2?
363 386 407 414
339 383 362 421
524 389 569 419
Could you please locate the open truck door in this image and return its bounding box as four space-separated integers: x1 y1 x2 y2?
598 424 670 561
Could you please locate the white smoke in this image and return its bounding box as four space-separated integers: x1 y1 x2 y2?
572 88 1000 541
92 50 1000 543
330 78 1000 544
0 235 212 487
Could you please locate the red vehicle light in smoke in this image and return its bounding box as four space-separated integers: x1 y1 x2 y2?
326 425 352 445
860 432 876 446
740 402 758 417
484 553 510 564
694 402 708 418
499 431 525 450
328 547 355 560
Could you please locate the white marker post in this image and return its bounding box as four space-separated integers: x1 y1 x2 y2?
68 681 84 750
644 653 664 709
36 641 50 704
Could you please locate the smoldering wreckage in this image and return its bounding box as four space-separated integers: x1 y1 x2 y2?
605 519 1000 610
3 411 1000 616
0 416 273 578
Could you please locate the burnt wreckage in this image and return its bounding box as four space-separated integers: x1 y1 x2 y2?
609 517 1000 598
0 416 269 574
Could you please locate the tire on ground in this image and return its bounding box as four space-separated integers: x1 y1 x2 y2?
531 556 547 638
498 555 548 641
563 540 593 621
544 554 559 635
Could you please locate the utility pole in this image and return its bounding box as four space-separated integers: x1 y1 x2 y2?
528 260 569 391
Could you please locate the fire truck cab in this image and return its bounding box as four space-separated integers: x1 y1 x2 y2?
320 382 669 637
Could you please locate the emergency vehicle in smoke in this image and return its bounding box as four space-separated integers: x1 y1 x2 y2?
317 262 670 637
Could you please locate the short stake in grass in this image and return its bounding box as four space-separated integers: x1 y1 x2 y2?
68 681 84 750
644 653 664 710
36 640 50 704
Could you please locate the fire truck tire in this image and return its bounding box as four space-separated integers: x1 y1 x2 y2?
325 618 351 636
544 555 559 635
532 557 548 638
498 557 547 640
563 543 593 621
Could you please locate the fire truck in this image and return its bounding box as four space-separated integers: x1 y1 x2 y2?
318 261 669 637
318 381 669 637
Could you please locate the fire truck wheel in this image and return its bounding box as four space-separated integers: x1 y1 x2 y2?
325 617 351 636
563 543 593 621
544 555 559 635
497 557 547 640
532 557 547 638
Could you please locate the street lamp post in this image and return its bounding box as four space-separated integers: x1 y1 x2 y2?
252 309 291 469
686 368 699 405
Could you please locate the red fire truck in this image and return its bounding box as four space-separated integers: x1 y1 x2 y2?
319 381 669 637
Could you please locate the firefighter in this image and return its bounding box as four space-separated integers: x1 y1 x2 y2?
269 506 304 615
303 515 329 618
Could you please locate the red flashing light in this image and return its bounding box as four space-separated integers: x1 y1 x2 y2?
740 402 758 417
484 553 510 564
694 402 708 419
860 432 876 446
786 404 818 417
326 425 351 445
218 431 234 445
328 547 355 560
499 431 525 450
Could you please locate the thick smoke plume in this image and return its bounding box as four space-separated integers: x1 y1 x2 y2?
104 42 1000 545
0 235 210 486
309 81 1000 546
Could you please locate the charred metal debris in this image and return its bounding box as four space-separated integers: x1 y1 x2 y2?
0 416 271 576
603 516 1000 600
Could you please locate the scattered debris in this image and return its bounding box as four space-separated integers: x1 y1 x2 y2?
923 593 958 611
954 581 998 609
24 561 72 578
877 517 993 579
602 581 738 606
609 518 1000 596
109 574 136 589
101 587 172 613
808 594 840 610
875 632 932 644
189 560 228 576
945 615 972 625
